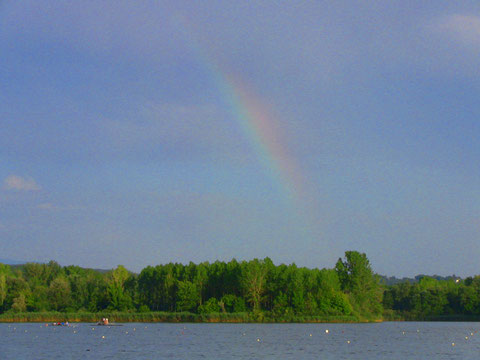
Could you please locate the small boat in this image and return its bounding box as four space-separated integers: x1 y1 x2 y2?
47 322 70 327
93 318 123 326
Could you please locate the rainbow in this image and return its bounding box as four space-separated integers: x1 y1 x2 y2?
215 68 323 254
215 70 305 200
172 17 334 261
174 16 306 202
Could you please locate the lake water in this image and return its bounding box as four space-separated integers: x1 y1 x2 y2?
1 322 480 359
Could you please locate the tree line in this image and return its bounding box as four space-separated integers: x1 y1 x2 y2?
0 251 478 320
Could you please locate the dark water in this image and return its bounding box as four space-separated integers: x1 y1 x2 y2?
2 322 480 359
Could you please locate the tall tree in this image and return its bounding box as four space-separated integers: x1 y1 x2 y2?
241 259 268 312
106 265 133 311
0 264 9 309
176 280 200 312
193 263 208 305
48 277 71 311
335 251 382 315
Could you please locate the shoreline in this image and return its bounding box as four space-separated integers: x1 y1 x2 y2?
2 312 480 323
0 312 373 323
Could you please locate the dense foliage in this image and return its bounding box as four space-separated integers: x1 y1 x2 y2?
0 252 381 320
1 251 478 321
383 275 480 319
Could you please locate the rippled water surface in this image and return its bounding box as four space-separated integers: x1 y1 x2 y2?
2 322 480 359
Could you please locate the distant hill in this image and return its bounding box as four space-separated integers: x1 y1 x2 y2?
0 259 111 273
379 274 461 286
0 258 460 281
0 258 26 265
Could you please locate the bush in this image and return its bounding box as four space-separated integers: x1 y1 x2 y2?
138 305 150 313
198 298 220 314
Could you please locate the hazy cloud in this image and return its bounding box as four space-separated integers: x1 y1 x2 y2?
99 101 246 161
37 203 54 210
0 1 188 63
37 202 85 211
432 14 480 47
3 175 40 191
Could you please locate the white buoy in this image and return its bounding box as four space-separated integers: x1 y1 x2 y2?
325 329 329 334
309 334 312 337
257 338 260 342
102 335 105 339
347 340 350 344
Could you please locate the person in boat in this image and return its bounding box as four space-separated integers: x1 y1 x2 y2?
98 317 109 325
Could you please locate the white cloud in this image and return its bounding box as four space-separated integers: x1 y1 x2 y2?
37 202 85 211
431 14 480 47
3 175 40 191
37 203 54 210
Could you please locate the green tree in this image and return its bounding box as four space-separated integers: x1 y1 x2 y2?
163 264 178 311
459 285 480 315
176 280 199 312
28 284 50 311
272 293 291 317
106 265 133 311
68 273 89 311
0 274 6 309
23 261 63 287
193 263 208 306
11 293 27 312
48 277 71 311
0 264 10 310
335 251 382 315
219 294 239 313
137 266 158 310
241 259 268 312
5 276 30 311
198 297 220 314
286 264 305 314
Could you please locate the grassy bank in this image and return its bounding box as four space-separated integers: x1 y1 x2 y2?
0 311 364 323
3 311 480 323
381 311 480 322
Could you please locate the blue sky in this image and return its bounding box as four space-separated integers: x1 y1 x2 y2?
1 1 479 276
